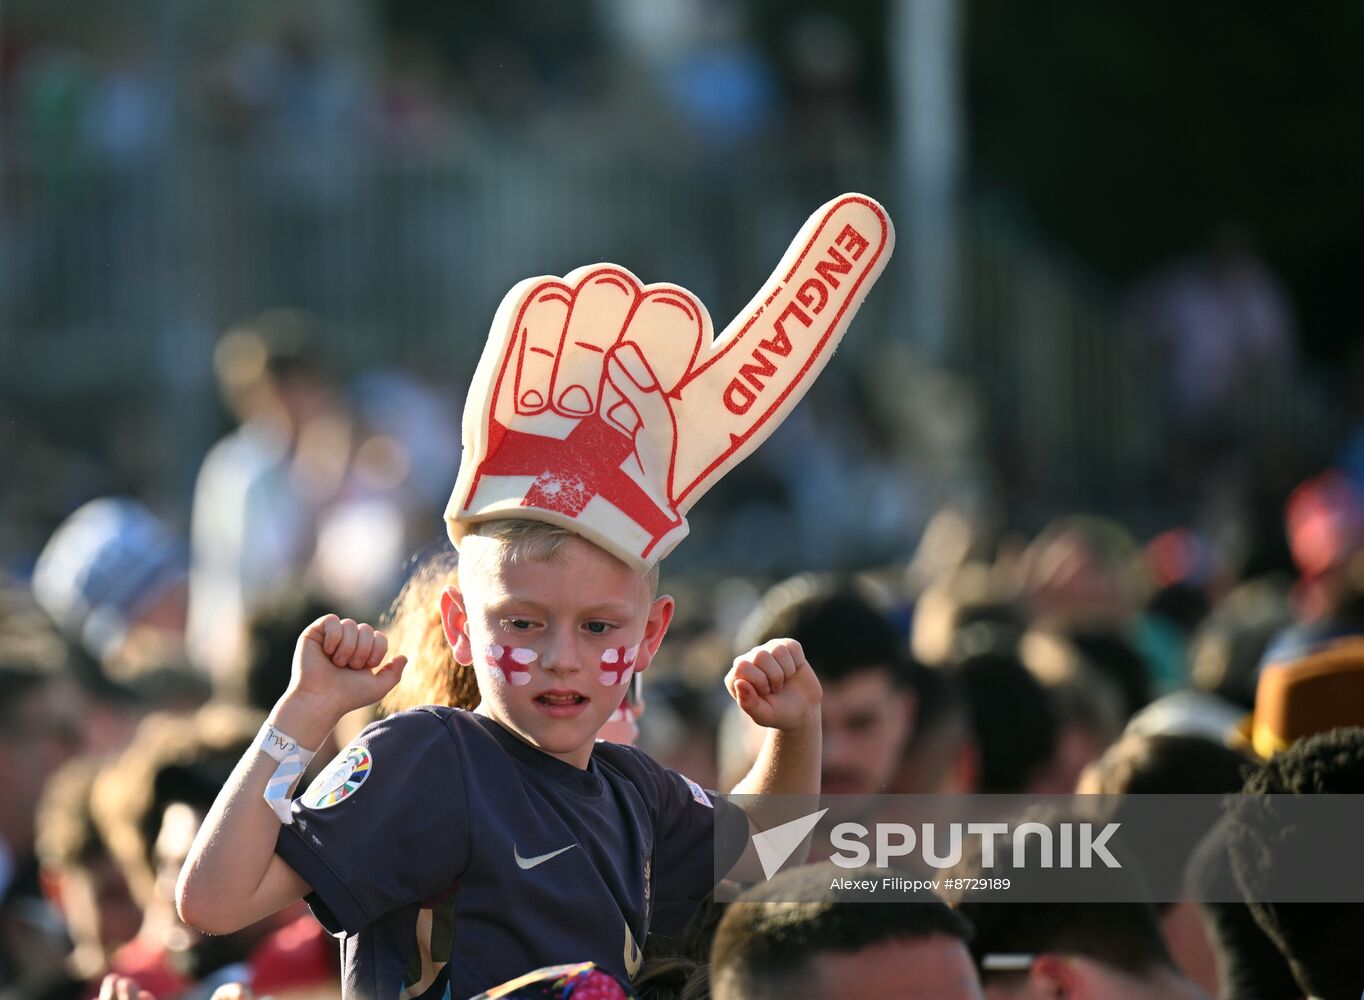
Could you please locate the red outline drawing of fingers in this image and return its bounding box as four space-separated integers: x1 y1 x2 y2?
605 287 704 463
513 283 572 416
605 343 677 492
621 288 706 395
551 269 639 417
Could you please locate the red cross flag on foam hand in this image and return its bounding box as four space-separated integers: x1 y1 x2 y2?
446 193 894 571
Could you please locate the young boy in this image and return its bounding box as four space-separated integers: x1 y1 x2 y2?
177 193 892 999
177 517 819 998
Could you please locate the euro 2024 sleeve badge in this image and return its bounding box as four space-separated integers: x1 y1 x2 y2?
302 744 374 810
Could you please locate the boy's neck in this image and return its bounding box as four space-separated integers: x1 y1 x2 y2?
474 706 596 770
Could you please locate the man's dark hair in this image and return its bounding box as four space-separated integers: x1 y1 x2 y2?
951 816 1173 984
710 862 971 999
1188 578 1292 709
1060 624 1152 721
1083 733 1250 798
644 890 729 967
738 577 911 687
1224 727 1364 1000
1185 815 1302 1000
1147 581 1212 636
961 899 1173 983
633 955 709 1000
950 650 1057 792
907 658 969 741
1081 733 1252 915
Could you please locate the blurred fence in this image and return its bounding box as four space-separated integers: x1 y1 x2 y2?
0 147 1345 543
961 202 1344 534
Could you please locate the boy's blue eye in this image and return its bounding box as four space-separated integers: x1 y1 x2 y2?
584 621 611 635
505 619 534 631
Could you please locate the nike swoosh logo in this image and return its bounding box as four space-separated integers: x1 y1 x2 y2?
514 843 578 870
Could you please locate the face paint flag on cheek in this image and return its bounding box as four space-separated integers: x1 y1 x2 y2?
484 644 536 686
445 194 894 571
598 646 637 687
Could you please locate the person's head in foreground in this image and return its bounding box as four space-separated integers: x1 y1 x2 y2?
1075 732 1251 997
951 816 1209 1000
1224 726 1364 1000
960 898 1208 1000
1184 813 1303 1000
440 518 673 769
710 862 982 1000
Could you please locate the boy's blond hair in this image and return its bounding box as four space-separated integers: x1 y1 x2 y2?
461 518 660 596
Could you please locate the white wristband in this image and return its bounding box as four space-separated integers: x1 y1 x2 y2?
258 722 317 825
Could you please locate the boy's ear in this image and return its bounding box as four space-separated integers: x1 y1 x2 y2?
633 594 675 675
440 586 474 667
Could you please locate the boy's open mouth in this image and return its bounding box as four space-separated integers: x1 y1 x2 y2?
536 691 588 706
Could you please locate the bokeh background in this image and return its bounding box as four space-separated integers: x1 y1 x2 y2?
5 0 1361 584
5 4 1364 998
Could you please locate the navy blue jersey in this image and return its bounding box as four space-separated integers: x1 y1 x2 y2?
275 707 745 1000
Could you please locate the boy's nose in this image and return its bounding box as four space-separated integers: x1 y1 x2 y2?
538 632 582 677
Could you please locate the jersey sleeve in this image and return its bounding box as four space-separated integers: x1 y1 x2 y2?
637 757 750 935
275 709 470 936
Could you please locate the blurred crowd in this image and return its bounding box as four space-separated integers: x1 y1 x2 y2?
1 3 932 593
0 1 874 337
5 1 1352 584
2 307 1364 999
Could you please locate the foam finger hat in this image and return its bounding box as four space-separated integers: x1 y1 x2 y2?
446 193 894 571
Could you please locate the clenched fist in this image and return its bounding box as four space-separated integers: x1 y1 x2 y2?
727 637 823 732
288 614 408 720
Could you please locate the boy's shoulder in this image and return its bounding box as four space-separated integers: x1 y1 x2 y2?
381 703 462 726
366 705 508 747
342 706 505 770
359 703 461 740
590 737 658 781
593 739 717 812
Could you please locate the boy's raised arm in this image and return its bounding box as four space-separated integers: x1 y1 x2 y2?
719 638 823 882
176 615 407 934
726 638 823 798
